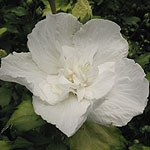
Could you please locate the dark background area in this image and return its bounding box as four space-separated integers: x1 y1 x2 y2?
0 0 150 149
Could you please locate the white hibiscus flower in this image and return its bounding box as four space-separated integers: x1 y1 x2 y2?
0 13 149 137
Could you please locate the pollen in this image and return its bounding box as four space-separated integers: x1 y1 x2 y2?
80 62 90 72
68 72 76 83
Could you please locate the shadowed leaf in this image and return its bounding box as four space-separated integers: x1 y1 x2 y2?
0 27 7 36
66 122 127 150
3 100 46 132
136 53 150 67
0 87 12 107
0 141 11 150
129 144 150 150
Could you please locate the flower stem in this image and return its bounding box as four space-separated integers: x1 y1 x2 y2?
48 0 56 14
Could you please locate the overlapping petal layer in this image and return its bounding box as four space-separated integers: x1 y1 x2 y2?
0 52 70 105
32 95 90 137
88 59 149 126
84 70 115 100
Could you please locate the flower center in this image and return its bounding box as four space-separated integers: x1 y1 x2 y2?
67 72 76 83
80 62 90 72
65 62 91 88
55 54 97 102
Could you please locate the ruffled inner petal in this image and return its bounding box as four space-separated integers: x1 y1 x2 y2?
0 52 72 105
84 62 115 100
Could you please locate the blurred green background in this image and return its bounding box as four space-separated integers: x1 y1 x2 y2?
0 0 150 150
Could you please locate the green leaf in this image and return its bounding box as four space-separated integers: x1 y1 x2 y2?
55 0 72 11
72 0 92 23
11 7 28 16
136 53 150 67
0 87 12 107
96 0 104 5
42 8 51 17
12 136 33 149
41 0 72 16
66 122 127 150
46 143 67 150
0 49 7 58
146 72 150 83
140 125 150 134
122 16 141 26
41 0 51 16
6 24 19 33
41 0 49 6
3 100 46 132
0 27 7 36
26 0 33 5
129 144 150 150
0 141 11 150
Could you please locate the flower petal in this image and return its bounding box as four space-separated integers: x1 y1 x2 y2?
38 75 73 105
85 62 115 100
88 59 149 126
0 52 48 101
28 13 81 74
32 95 90 137
0 52 76 105
73 19 128 65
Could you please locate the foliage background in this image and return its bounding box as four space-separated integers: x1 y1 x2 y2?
0 0 150 149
